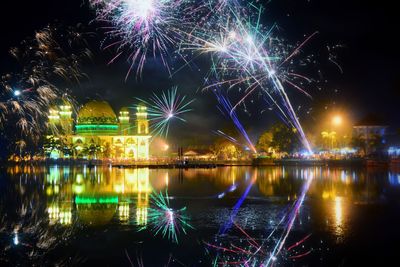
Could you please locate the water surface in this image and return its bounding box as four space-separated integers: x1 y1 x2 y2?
1 165 400 266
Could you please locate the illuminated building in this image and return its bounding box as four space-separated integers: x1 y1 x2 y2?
353 114 387 155
44 100 151 160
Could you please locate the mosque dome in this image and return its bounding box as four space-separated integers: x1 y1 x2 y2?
76 101 119 135
77 203 117 226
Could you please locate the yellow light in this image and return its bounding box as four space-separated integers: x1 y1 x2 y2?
332 115 343 126
334 196 344 237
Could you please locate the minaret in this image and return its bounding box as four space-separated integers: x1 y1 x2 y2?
136 104 149 135
119 107 130 135
48 106 60 125
59 102 73 135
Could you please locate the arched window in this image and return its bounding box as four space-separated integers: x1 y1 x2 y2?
140 124 146 134
115 139 122 145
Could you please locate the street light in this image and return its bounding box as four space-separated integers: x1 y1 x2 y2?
332 115 343 127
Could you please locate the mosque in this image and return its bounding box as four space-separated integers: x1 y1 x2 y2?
44 100 151 161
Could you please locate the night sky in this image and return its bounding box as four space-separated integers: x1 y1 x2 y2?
1 0 399 145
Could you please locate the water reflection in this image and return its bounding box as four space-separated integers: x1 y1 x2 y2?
2 165 400 265
41 167 161 226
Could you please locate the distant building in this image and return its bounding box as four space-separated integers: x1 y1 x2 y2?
353 114 388 155
44 100 151 160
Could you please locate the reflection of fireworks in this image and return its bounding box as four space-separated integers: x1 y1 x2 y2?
207 222 312 266
0 201 82 265
0 24 92 156
185 3 316 153
208 173 315 266
89 0 189 78
136 86 194 137
143 190 193 243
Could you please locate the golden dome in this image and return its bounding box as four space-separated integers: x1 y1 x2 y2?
77 101 118 125
76 101 119 135
77 204 117 226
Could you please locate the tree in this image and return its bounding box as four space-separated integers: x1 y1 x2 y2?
269 123 300 154
256 131 273 153
351 134 383 156
212 140 240 160
351 135 367 156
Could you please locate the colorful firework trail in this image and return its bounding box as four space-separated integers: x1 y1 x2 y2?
142 190 193 243
89 0 191 78
184 2 316 153
207 172 315 266
135 86 194 137
214 88 257 153
89 0 322 153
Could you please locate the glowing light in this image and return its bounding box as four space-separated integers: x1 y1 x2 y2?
14 90 21 96
13 231 19 245
89 0 187 78
75 196 119 204
334 196 344 237
332 115 343 126
129 0 155 19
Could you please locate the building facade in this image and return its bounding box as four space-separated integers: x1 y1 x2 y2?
45 101 151 161
352 115 387 156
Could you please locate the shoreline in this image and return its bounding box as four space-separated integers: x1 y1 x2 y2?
3 158 399 169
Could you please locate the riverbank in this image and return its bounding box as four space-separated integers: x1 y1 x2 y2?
4 158 400 169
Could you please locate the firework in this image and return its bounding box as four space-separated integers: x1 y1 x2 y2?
208 172 315 266
0 24 92 157
214 89 256 153
142 190 193 243
135 86 194 137
184 4 316 153
89 0 191 78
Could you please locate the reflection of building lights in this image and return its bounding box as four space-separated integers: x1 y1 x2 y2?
114 183 125 194
75 196 119 204
76 174 83 183
334 196 344 237
13 231 19 245
73 184 85 194
388 172 400 186
165 173 169 186
118 202 130 221
136 192 149 226
59 210 72 225
136 207 148 226
48 204 60 224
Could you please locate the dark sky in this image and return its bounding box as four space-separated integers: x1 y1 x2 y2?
1 0 399 145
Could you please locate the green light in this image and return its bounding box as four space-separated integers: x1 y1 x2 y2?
75 196 119 204
76 125 118 129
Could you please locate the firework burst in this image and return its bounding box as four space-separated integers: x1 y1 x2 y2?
0 24 92 157
135 86 194 137
142 190 193 243
184 3 318 153
90 0 191 78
